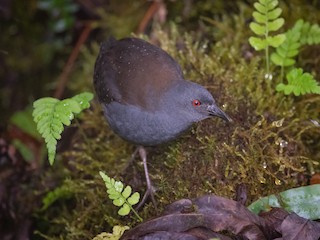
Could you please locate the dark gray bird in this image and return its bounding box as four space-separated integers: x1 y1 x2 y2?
94 37 231 207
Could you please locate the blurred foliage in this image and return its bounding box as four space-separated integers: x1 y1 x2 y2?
37 0 79 35
0 0 76 124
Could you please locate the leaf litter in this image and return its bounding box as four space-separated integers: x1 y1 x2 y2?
121 193 320 240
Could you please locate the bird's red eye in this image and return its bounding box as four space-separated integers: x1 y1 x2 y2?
192 99 201 107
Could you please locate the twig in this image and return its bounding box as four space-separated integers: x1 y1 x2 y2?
136 1 162 34
54 22 92 99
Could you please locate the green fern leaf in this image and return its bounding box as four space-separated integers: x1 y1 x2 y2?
127 192 140 205
250 22 266 35
41 185 73 211
276 68 320 95
271 26 301 67
249 0 285 51
267 34 286 47
122 186 132 199
72 92 94 110
118 204 130 216
113 198 125 207
268 7 282 19
99 171 141 219
33 92 93 165
268 18 284 32
299 20 320 45
253 2 266 14
249 37 267 51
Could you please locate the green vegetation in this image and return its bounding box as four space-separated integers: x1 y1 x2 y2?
99 172 142 221
249 0 285 75
276 68 320 95
249 1 320 96
249 184 320 220
32 92 93 164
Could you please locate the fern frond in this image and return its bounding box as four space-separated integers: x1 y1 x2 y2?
276 68 320 96
99 172 142 221
271 20 302 67
300 20 320 45
41 185 73 211
249 0 286 51
33 92 93 165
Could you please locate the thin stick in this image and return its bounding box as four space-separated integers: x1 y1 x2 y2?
54 22 92 99
136 1 161 34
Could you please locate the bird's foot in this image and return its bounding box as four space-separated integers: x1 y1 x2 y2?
135 183 157 210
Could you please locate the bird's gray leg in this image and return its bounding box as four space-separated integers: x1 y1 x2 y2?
136 146 157 210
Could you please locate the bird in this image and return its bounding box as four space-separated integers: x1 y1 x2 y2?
93 37 231 208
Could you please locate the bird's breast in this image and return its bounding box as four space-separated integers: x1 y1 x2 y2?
103 102 192 146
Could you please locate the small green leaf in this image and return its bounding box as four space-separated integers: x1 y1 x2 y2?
276 83 285 91
283 58 295 66
250 22 266 35
267 34 286 47
271 53 295 66
72 92 94 110
265 0 279 10
270 53 283 66
99 171 108 180
122 186 132 199
268 7 282 20
33 97 59 107
259 0 269 5
294 19 304 30
118 204 130 216
253 11 267 24
58 113 71 126
108 193 120 200
127 192 140 205
107 188 117 195
48 152 55 165
114 181 124 193
113 198 125 207
253 2 266 14
59 99 81 114
249 37 267 51
268 18 284 32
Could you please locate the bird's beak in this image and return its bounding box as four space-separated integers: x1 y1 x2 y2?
207 105 232 122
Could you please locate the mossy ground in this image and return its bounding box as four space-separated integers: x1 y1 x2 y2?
32 1 320 239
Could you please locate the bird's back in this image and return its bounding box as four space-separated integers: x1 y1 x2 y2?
93 37 184 111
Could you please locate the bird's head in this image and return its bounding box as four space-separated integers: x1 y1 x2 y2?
161 80 232 123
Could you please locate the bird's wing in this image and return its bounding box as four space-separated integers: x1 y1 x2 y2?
93 37 184 110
